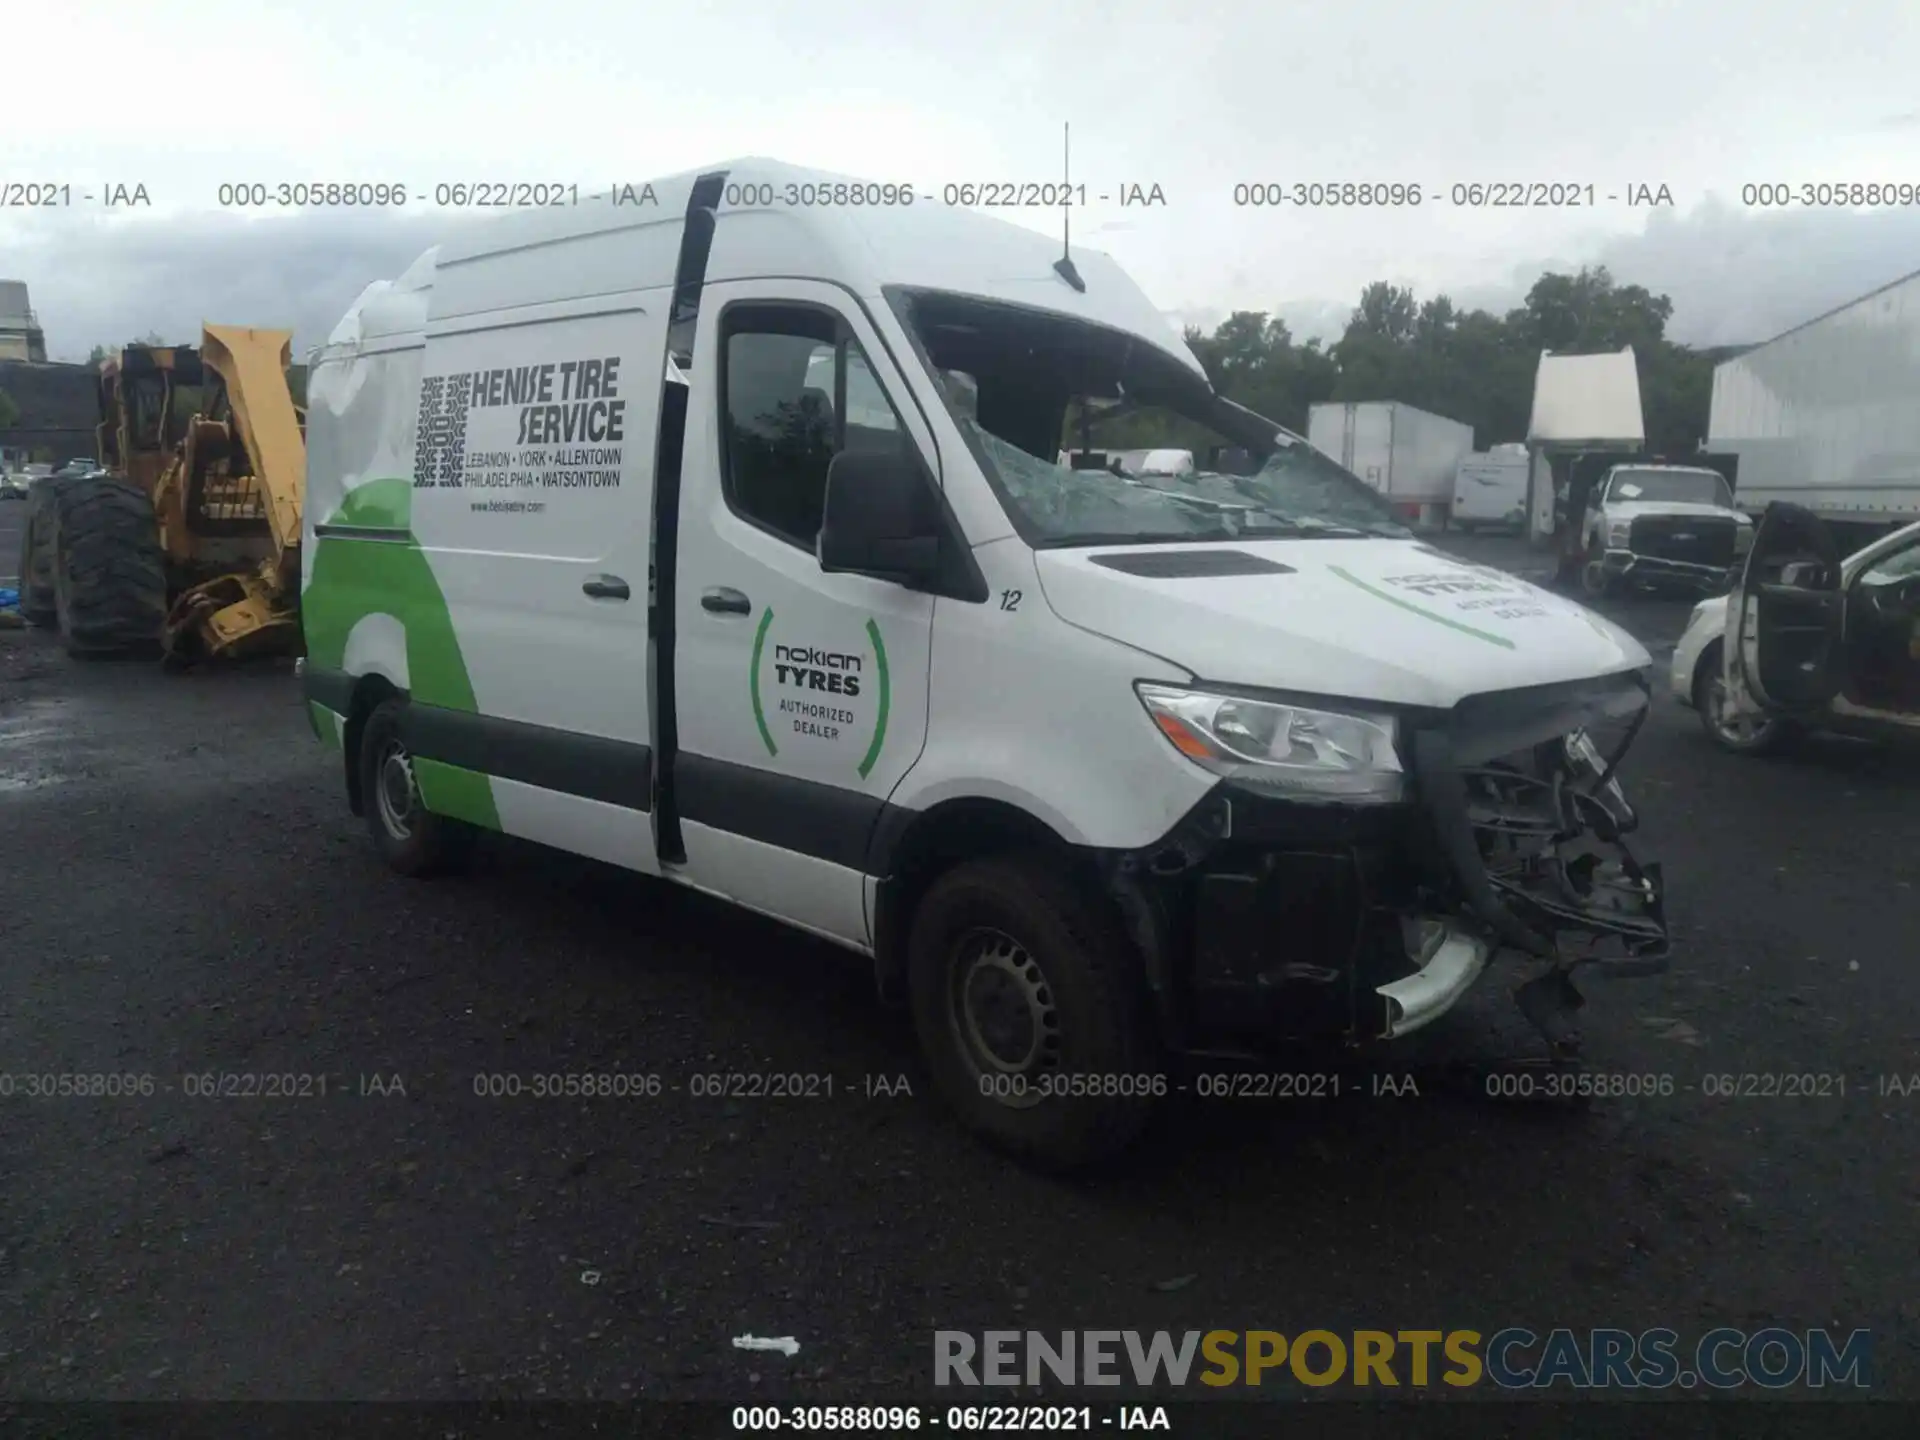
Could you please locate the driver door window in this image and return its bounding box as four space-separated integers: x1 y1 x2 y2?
720 310 910 551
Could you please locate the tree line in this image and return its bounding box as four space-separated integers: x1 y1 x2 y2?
22 267 1732 465
1174 265 1742 457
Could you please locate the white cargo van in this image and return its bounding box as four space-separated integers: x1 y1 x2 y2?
302 159 1672 1169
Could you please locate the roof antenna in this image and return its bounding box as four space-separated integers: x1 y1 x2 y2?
1053 121 1086 293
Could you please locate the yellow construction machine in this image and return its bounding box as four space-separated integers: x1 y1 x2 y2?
14 324 306 664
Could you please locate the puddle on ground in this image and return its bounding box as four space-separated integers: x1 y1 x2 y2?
0 699 74 792
0 774 61 793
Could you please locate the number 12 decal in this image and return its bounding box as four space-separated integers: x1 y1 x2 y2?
999 589 1022 611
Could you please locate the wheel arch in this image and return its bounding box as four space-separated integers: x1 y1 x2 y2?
341 674 404 816
1689 635 1724 709
870 796 1104 1005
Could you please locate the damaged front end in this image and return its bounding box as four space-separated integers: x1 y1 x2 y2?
1103 670 1669 1063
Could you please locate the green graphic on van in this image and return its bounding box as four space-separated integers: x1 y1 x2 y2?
303 477 502 830
748 607 892 778
1328 564 1519 651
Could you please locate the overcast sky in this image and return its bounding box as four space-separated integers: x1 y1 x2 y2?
8 0 1919 362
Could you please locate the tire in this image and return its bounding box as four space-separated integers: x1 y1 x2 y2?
357 697 474 877
16 478 76 628
1579 551 1614 600
49 476 167 658
906 852 1164 1172
1693 641 1799 756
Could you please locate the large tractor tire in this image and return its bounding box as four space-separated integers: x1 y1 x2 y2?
49 476 168 659
15 477 77 628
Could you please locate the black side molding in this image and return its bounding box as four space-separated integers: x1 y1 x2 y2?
308 668 920 862
303 663 356 714
676 752 901 875
403 704 653 813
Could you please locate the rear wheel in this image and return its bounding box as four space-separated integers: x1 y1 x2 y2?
1694 641 1798 756
49 476 167 658
906 852 1164 1171
357 697 473 876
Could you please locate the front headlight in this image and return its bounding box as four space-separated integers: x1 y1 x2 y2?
1135 683 1406 802
1607 521 1631 547
1733 523 1754 551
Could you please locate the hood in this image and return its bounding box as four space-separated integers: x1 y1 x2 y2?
1035 538 1651 710
1601 500 1749 524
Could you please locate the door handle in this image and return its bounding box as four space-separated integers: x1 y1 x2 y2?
583 575 630 600
701 587 751 615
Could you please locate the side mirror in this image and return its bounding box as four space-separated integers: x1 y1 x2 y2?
816 448 941 584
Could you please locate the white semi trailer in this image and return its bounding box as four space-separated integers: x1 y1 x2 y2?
1306 400 1474 529
1709 267 1920 552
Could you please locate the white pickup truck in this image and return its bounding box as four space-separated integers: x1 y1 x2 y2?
1577 462 1753 599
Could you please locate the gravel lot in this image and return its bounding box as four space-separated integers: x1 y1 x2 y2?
2 504 1915 1417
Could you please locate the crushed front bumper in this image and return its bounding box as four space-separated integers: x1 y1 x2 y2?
1101 671 1670 1061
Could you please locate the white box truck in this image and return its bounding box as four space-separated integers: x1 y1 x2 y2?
1708 267 1920 553
1451 444 1531 532
1306 401 1475 528
300 157 1672 1170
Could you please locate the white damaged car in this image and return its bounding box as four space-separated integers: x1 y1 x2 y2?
1672 506 1920 753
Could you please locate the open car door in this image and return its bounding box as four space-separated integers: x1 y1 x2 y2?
1726 502 1845 717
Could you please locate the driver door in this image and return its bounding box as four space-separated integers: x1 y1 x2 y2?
1726 503 1844 718
666 281 938 948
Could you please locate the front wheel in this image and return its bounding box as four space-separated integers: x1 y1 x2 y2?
1694 642 1798 756
906 853 1164 1172
357 698 474 876
1579 554 1615 600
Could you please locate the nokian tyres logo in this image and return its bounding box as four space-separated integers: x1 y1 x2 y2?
749 607 891 779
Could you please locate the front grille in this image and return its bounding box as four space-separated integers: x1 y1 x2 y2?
1628 515 1736 567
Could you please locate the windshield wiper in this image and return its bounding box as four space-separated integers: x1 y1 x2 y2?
1240 521 1370 538
1229 517 1415 539
1034 529 1243 548
1035 521 1399 548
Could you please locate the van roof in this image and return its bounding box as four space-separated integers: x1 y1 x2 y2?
319 158 1203 380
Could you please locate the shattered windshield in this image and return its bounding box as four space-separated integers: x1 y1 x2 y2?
966 423 1409 542
890 287 1409 546
1608 468 1733 507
